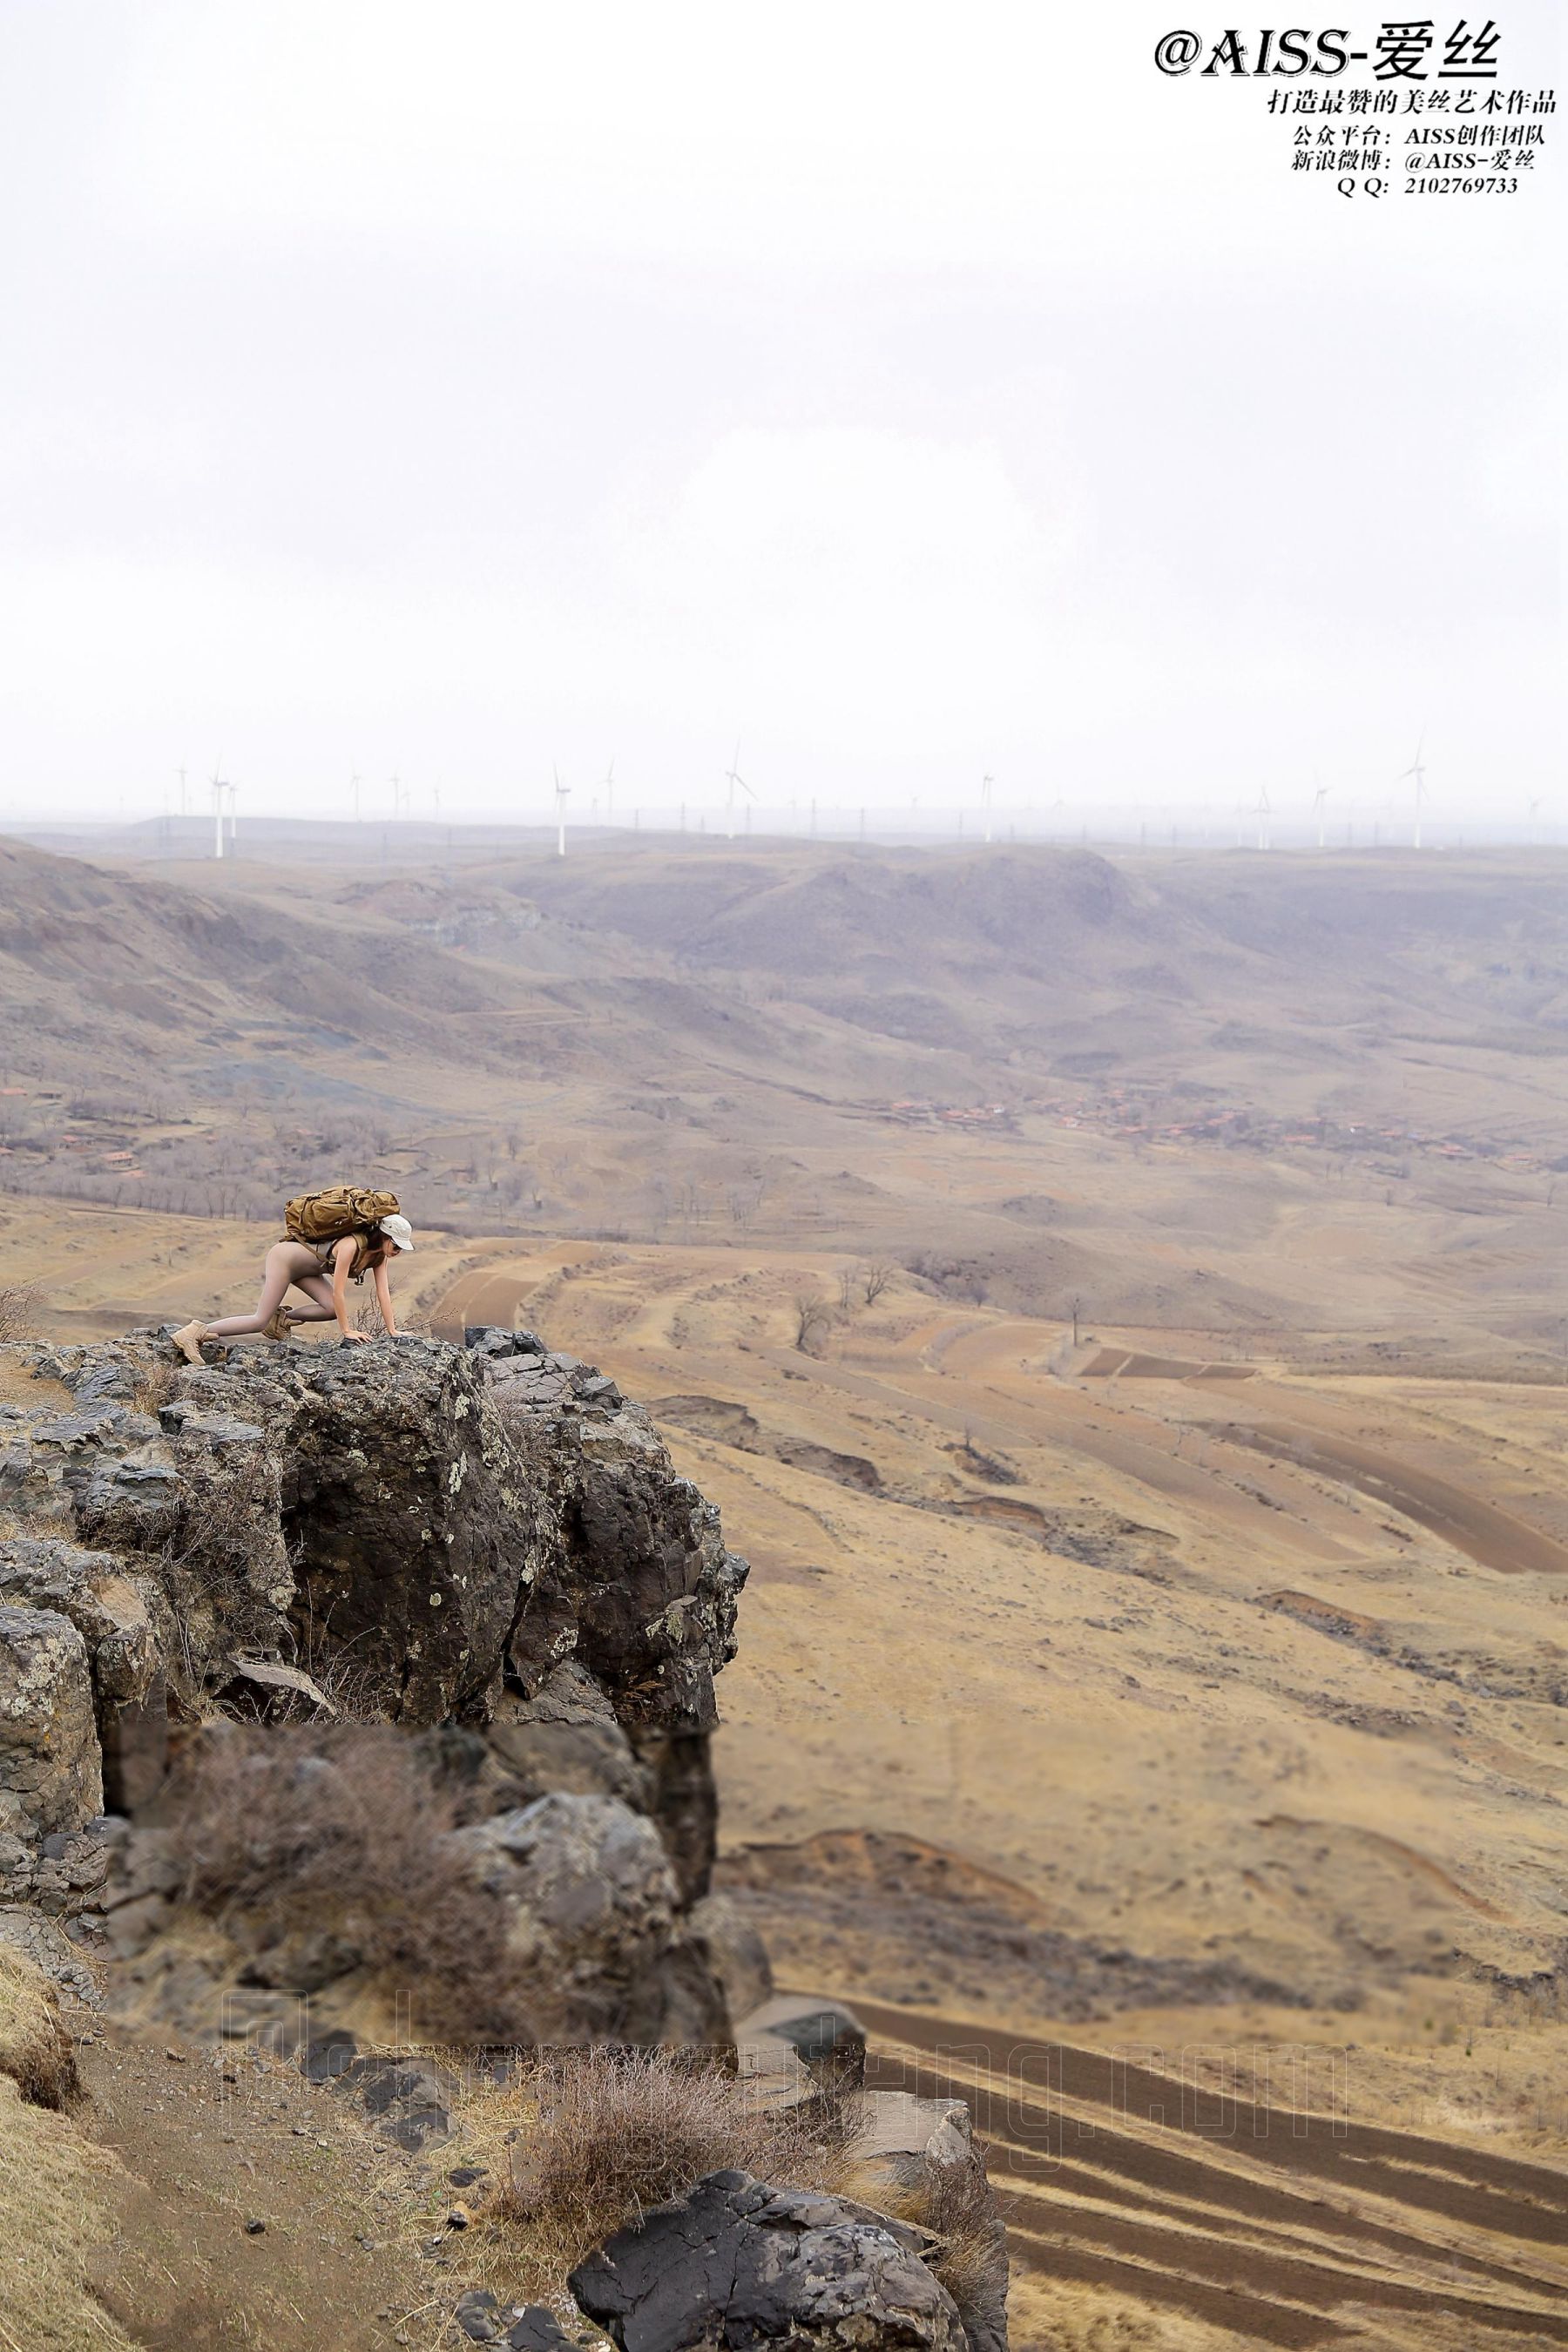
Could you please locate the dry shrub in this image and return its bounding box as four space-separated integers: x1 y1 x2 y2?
165 1724 532 2043
0 1281 40 1343
130 1355 180 1417
0 2076 135 2352
354 1292 390 1339
0 1943 78 2109
497 2046 852 2292
851 2146 1002 2342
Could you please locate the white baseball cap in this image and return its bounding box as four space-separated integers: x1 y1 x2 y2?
379 1213 415 1252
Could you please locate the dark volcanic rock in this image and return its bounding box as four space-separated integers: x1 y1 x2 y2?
280 1340 546 1722
0 1325 750 2041
485 1661 655 1814
569 2169 965 2352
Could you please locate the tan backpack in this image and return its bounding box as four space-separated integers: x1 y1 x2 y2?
285 1186 401 1246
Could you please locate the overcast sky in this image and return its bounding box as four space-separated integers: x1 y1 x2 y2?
0 2 1560 834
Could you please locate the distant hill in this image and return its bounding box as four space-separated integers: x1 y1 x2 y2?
6 830 1567 1174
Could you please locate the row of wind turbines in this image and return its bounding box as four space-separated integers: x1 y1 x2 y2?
167 731 1555 861
548 742 1443 860
1236 736 1430 853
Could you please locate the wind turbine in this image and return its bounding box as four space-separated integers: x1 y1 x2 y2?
1401 733 1427 849
980 773 995 846
176 766 187 819
350 770 362 824
209 760 230 860
1312 781 1329 851
604 760 615 823
1528 796 1544 847
553 767 570 857
724 741 755 841
1252 784 1272 852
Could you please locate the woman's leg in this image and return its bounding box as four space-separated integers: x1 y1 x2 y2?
204 1245 300 1338
281 1273 340 1324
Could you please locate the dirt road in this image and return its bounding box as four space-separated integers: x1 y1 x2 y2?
1213 1420 1568 1578
429 1260 546 1342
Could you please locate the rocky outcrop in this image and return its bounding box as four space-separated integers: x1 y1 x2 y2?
0 1606 102 1847
569 2170 967 2352
449 1792 729 2048
0 1539 160 1715
4 1321 1014 2351
0 1326 747 2046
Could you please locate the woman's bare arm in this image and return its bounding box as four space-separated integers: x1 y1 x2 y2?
373 1256 397 1339
332 1237 368 1341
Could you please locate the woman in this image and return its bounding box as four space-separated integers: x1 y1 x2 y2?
170 1213 415 1363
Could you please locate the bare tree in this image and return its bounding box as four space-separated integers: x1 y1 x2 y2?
1067 1293 1083 1348
793 1293 831 1353
862 1261 896 1305
837 1266 859 1313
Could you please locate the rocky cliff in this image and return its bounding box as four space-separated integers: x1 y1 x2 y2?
2 1318 1012 2351
0 1324 751 2045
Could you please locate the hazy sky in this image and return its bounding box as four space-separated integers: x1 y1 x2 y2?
0 3 1560 832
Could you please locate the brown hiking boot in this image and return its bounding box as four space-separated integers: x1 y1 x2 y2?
262 1306 293 1342
170 1319 209 1366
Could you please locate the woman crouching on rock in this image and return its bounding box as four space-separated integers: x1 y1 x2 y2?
170 1213 415 1362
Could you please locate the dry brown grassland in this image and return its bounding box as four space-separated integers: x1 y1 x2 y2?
4 835 1568 2344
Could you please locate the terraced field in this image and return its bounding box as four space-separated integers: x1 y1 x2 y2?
861 2003 1568 2349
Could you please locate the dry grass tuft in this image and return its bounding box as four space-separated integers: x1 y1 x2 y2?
129 1354 180 1417
0 1942 79 2109
165 1723 533 2043
0 1280 41 1343
0 2075 134 2351
483 2046 854 2295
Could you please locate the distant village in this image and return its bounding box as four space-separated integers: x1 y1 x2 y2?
868 1083 1558 1179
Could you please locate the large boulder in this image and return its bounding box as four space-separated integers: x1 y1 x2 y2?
558 1436 741 1740
449 1792 730 2049
569 2170 967 2352
848 2092 1010 2352
3 1335 555 1725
